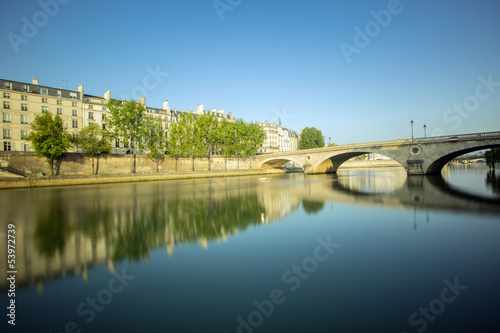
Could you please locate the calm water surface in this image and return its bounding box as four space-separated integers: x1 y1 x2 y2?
1 165 499 333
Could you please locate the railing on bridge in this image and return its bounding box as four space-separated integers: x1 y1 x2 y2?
413 131 500 143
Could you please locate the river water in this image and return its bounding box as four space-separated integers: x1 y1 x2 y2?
1 165 499 332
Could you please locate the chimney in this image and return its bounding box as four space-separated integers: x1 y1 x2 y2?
163 100 170 111
140 96 146 106
196 104 204 114
32 77 39 85
104 90 111 101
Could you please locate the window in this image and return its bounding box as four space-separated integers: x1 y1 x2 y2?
22 84 29 91
21 95 27 101
42 97 47 103
57 90 62 97
4 82 12 89
21 130 28 139
102 106 106 111
42 106 48 112
3 92 9 98
3 142 11 151
40 88 48 95
102 124 106 130
72 110 77 116
72 120 78 128
3 102 10 109
21 104 28 111
88 112 94 119
3 113 11 123
88 104 93 109
72 102 77 107
21 115 28 124
102 114 106 121
57 100 62 105
57 108 63 115
115 140 120 147
70 92 77 99
3 129 11 139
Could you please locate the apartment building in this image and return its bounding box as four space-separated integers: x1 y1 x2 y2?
256 120 299 154
0 76 235 152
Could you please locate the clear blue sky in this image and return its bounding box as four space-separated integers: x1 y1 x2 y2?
1 0 499 144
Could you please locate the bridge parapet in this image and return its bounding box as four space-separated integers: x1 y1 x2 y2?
255 131 500 175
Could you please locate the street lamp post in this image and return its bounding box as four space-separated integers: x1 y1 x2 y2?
423 124 427 138
410 120 414 140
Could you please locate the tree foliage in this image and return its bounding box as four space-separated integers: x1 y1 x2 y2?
485 148 500 169
106 99 146 173
167 113 264 170
140 116 167 172
26 112 72 176
299 127 325 150
75 123 111 174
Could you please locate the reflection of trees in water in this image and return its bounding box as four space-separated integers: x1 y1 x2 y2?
301 200 325 215
110 195 266 263
33 196 72 259
32 192 266 263
486 170 500 194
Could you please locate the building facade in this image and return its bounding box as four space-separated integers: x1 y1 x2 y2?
256 120 299 154
0 77 235 152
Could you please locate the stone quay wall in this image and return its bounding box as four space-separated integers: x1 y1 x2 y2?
0 152 256 176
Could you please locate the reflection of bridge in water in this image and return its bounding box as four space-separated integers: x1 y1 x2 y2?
1 170 498 292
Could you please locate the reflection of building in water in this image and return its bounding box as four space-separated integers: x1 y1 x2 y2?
258 186 300 223
0 179 296 292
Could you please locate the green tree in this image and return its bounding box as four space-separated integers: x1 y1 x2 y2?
76 123 111 175
485 148 500 169
26 112 72 176
140 116 167 173
106 99 146 173
167 113 197 171
194 113 220 170
299 127 325 150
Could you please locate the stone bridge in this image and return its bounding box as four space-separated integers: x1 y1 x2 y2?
255 131 500 175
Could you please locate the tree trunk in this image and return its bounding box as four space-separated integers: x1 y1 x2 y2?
237 154 240 170
208 150 211 171
91 155 95 175
191 156 194 172
175 157 178 172
225 155 227 170
51 158 54 176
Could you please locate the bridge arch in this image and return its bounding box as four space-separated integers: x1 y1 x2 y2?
259 157 304 170
425 142 500 174
312 150 406 174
